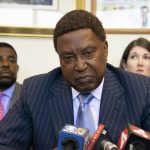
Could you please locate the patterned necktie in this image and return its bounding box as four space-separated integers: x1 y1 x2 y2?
75 93 95 136
0 93 4 120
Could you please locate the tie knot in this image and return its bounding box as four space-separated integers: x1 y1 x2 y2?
0 93 5 98
79 93 93 104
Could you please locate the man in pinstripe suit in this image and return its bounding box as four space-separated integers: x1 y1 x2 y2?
0 10 150 150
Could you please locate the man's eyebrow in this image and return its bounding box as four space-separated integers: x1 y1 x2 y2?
60 52 75 56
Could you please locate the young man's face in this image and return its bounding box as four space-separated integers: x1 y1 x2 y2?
0 47 19 90
57 28 108 93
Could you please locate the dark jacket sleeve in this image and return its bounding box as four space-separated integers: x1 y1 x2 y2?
0 80 32 150
0 145 15 150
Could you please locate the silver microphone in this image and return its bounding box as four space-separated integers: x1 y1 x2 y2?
101 140 118 150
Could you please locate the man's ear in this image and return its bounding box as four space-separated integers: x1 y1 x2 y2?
104 40 108 58
16 65 19 72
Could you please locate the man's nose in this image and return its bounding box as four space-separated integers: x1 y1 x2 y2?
1 60 9 66
74 57 87 71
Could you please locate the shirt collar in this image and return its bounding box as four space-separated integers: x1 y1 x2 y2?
2 83 16 98
71 78 104 101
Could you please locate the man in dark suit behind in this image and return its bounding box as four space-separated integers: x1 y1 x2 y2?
0 10 150 150
0 42 22 120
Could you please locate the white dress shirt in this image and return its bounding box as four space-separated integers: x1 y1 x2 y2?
72 78 104 129
0 83 16 115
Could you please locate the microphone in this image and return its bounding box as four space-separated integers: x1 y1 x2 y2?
88 124 118 150
118 123 150 150
58 124 89 150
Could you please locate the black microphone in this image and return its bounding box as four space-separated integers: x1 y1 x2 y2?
58 124 89 150
61 139 78 150
88 124 118 150
118 123 150 150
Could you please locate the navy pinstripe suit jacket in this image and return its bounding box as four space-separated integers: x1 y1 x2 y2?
0 63 150 150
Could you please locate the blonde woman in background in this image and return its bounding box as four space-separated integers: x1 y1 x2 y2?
119 37 150 77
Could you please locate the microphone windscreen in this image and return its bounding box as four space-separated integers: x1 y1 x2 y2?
58 124 89 150
118 123 150 150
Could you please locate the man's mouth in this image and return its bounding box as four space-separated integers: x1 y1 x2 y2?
136 69 144 73
0 71 12 77
76 76 93 84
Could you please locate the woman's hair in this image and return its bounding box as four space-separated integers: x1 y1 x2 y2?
53 9 106 52
119 37 150 69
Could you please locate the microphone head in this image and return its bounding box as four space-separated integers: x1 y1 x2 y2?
61 138 78 150
58 124 89 150
118 123 150 150
100 140 118 150
88 124 118 150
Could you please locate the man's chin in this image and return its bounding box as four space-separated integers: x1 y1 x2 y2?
0 79 16 90
75 84 97 93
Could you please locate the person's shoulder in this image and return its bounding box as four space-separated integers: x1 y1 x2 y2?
15 82 22 90
23 67 62 84
15 82 22 86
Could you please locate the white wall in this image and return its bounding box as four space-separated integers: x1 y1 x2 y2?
0 36 59 83
1 34 150 83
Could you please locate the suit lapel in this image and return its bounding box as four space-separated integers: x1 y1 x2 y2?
99 68 125 141
9 82 22 108
48 75 74 138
